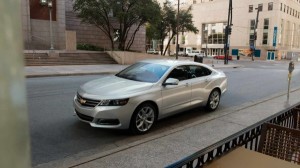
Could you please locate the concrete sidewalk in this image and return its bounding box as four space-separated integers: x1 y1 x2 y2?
25 59 242 78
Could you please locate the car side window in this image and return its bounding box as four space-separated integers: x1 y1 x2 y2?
189 65 212 78
167 66 189 81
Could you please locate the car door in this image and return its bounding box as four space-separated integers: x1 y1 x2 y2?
161 66 192 115
188 65 212 106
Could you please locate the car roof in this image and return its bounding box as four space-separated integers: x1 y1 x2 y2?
138 59 208 68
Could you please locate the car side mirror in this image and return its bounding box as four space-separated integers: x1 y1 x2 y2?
163 78 179 86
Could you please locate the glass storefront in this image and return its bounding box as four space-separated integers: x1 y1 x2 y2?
202 22 226 55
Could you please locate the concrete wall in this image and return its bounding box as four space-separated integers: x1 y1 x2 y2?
109 51 168 65
21 0 31 43
65 11 113 50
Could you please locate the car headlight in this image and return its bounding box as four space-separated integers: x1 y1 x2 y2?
98 99 129 106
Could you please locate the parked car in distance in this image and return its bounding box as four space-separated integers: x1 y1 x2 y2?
147 49 159 54
73 60 227 134
213 55 233 60
173 50 185 56
186 50 205 57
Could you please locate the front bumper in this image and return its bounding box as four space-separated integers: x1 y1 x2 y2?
73 96 135 129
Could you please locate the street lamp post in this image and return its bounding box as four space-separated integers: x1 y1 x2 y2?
205 27 208 57
253 7 260 61
224 0 232 65
175 0 179 60
40 0 54 50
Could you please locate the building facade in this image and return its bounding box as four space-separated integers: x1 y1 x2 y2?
22 0 66 50
161 0 300 60
21 0 146 51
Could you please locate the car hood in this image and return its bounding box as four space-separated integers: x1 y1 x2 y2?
78 75 154 98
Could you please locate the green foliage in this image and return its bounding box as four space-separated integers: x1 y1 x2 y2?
74 0 160 51
146 1 199 55
77 44 104 51
179 6 199 34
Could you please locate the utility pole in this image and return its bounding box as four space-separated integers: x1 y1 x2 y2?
206 26 208 57
175 0 180 60
206 38 208 57
224 0 233 65
252 7 260 61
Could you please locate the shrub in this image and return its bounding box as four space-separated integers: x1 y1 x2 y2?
77 44 104 51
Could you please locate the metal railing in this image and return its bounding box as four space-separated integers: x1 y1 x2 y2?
166 103 300 168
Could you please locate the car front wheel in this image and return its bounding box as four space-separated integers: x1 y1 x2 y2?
130 103 156 134
206 89 220 111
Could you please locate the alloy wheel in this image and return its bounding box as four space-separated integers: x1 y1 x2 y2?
135 106 155 132
207 90 220 111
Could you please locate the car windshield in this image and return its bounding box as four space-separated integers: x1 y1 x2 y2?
116 62 170 83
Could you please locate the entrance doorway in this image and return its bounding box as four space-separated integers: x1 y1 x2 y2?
267 51 275 60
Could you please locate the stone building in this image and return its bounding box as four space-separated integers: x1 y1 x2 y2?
159 0 300 60
21 0 146 51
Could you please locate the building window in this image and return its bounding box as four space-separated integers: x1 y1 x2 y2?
298 25 300 47
280 3 282 11
181 36 185 44
284 5 286 12
291 23 295 47
287 6 289 14
268 2 273 11
293 9 295 16
250 20 255 30
263 19 269 29
258 4 263 11
193 0 196 4
203 27 208 43
279 19 284 45
203 22 226 45
262 19 269 45
249 5 253 13
29 0 57 21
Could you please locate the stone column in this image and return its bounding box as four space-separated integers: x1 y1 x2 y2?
0 0 31 168
21 0 31 47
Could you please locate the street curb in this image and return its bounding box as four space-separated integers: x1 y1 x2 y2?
25 64 243 78
26 72 117 78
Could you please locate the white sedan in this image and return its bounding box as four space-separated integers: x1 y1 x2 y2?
73 60 227 134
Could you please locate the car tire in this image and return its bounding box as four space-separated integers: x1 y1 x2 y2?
206 89 221 111
130 103 157 134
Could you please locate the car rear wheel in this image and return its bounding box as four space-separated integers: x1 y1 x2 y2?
130 103 156 134
206 89 220 111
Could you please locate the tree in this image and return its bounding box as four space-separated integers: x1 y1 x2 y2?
73 0 160 51
146 1 199 55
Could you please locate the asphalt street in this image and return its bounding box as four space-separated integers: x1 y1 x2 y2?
26 61 300 167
